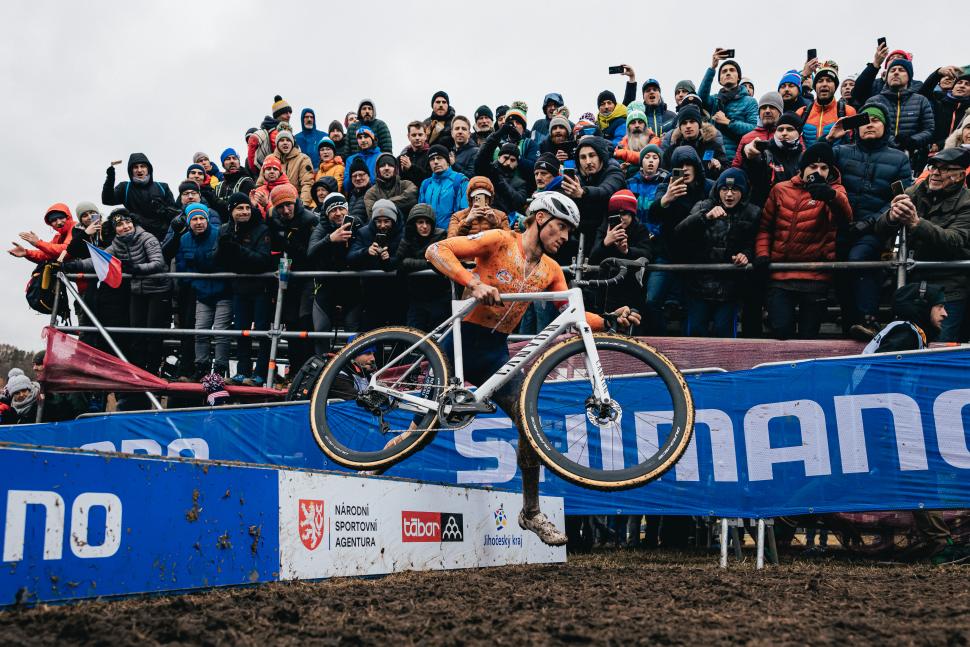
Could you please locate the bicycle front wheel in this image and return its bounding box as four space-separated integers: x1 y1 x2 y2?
310 326 451 471
519 333 694 490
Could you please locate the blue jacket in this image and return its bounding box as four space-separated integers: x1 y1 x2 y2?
602 116 627 146
343 146 383 188
697 67 760 159
834 135 913 222
175 225 228 304
294 108 326 168
627 170 670 236
347 216 403 270
418 168 469 230
868 86 936 149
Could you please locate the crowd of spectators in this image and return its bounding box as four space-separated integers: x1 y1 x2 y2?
8 44 970 403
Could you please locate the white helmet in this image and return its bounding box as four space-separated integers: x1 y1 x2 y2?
527 192 580 229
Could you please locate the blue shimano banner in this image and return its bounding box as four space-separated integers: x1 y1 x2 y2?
6 348 970 517
0 445 280 603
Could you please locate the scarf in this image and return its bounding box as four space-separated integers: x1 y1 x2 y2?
11 382 39 415
716 85 742 107
773 132 802 151
596 103 628 132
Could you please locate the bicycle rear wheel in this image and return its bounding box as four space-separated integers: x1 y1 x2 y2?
309 326 450 470
519 333 694 490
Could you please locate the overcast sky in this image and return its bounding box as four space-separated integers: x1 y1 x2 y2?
1 0 962 350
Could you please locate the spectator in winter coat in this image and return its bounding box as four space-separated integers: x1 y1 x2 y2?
328 120 350 159
778 70 811 115
588 190 652 320
393 203 451 330
874 147 970 341
246 104 290 174
841 75 858 107
166 203 231 378
451 116 480 178
474 128 530 216
627 145 669 234
831 104 913 336
673 80 697 108
560 136 627 252
662 106 728 180
4 374 42 425
674 168 760 337
267 183 318 374
344 99 393 156
448 176 510 238
364 152 418 219
259 130 315 205
348 199 405 329
852 46 924 107
532 154 561 194
191 153 221 188
498 102 540 179
310 177 339 213
596 90 627 145
216 193 274 386
249 157 290 219
617 70 677 139
697 49 760 159
755 142 853 340
419 145 469 230
313 137 344 193
943 113 970 163
101 153 177 242
424 90 456 151
9 203 75 264
343 126 382 188
733 92 784 167
216 148 256 203
177 178 224 228
346 157 373 222
646 146 715 334
740 112 806 207
538 115 577 163
400 121 432 188
473 105 495 147
797 66 857 147
307 193 362 346
919 68 970 148
868 58 936 171
295 108 327 168
530 93 567 141
613 110 663 170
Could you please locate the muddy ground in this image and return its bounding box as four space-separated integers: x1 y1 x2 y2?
0 550 967 646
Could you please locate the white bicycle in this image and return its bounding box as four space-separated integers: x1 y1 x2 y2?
309 260 695 490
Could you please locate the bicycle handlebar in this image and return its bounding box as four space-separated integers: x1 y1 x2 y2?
572 257 647 289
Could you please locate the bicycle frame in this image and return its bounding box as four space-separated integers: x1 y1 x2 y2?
368 287 610 414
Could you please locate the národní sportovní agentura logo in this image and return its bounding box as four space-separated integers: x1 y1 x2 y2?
299 499 326 550
401 511 464 543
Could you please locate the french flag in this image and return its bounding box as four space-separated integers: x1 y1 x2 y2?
85 242 123 288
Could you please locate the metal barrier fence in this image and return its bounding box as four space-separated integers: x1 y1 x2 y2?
45 231 970 397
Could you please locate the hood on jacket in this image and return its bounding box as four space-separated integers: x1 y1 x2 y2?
311 176 339 201
405 203 440 236
358 98 377 120
669 146 705 185
945 113 970 150
575 135 611 167
542 93 565 111
300 108 318 134
127 152 154 181
44 203 76 230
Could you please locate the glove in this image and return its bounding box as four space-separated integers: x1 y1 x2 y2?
171 215 188 235
120 259 136 275
895 133 913 150
106 165 116 177
807 183 836 203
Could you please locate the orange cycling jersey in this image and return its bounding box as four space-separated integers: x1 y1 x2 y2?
426 229 605 334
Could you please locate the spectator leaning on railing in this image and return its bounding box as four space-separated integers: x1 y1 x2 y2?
308 192 363 349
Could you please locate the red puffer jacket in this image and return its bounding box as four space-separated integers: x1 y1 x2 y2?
755 172 852 282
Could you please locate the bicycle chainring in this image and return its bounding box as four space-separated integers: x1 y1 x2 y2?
437 387 478 430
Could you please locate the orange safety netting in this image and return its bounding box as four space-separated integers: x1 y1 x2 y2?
41 327 282 399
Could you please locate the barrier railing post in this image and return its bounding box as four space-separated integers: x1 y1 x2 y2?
56 274 163 411
266 256 289 389
896 228 908 289
719 518 729 568
756 518 766 569
574 233 586 283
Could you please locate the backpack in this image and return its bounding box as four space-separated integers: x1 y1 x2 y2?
25 262 69 319
285 353 333 401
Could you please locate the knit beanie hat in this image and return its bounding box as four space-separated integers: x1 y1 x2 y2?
272 95 291 118
192 152 210 164
6 374 32 395
220 148 238 165
778 70 802 89
640 144 663 163
627 101 646 114
887 58 914 84
675 80 697 94
110 207 133 224
678 105 702 125
495 105 510 120
228 192 252 212
348 156 370 176
719 60 742 82
428 144 450 161
799 141 836 171
549 115 571 132
498 142 520 159
322 193 348 215
776 112 804 132
270 183 298 207
597 90 617 106
262 156 283 173
178 179 201 196
758 92 784 113
376 152 398 170
714 167 749 200
505 100 528 126
7 367 24 380
276 129 295 144
431 90 450 106
861 104 888 126
75 201 100 218
475 105 494 120
608 189 638 215
185 202 210 222
371 199 398 223
317 137 337 152
678 94 705 112
813 66 839 87
187 163 206 177
356 125 375 140
328 120 344 134
626 110 648 127
534 153 560 175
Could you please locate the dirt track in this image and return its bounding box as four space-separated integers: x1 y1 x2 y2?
1 550 967 645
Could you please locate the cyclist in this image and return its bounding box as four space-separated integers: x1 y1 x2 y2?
425 192 640 545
